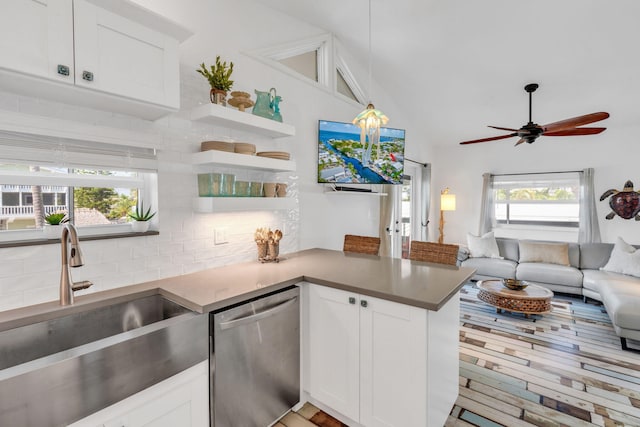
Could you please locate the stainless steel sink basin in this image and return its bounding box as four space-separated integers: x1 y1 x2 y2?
0 293 208 427
0 294 192 370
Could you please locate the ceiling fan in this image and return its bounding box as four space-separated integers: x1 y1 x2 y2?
459 83 609 146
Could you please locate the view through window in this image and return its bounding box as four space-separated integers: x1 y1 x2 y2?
0 164 148 233
493 172 580 229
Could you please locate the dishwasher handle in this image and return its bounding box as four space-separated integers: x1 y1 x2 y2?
218 296 298 330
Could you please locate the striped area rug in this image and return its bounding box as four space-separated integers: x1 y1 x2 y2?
448 283 640 427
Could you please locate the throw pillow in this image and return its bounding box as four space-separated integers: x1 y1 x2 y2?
601 237 640 278
467 232 502 259
519 241 570 266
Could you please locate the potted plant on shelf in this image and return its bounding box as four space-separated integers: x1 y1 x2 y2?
197 56 234 106
128 201 156 233
43 212 68 239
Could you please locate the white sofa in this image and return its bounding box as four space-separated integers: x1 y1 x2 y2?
460 238 640 351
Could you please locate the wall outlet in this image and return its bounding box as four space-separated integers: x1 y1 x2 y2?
214 228 228 245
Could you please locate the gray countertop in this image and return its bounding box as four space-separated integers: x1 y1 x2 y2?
0 248 475 330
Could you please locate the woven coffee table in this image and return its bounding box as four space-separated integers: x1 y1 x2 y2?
477 280 553 318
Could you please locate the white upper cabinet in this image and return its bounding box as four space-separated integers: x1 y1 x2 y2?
0 0 191 120
73 0 180 108
0 0 74 83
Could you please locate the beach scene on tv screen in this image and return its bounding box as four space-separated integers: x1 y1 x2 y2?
318 120 405 184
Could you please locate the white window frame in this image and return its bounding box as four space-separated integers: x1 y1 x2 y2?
335 51 366 105
0 166 157 242
491 172 581 242
0 111 160 243
243 33 365 106
244 33 332 90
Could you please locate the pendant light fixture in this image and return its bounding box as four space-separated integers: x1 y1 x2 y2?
353 0 388 167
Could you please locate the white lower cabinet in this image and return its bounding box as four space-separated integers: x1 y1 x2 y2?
69 361 209 427
305 283 459 427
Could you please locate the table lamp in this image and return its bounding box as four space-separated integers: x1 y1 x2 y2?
438 188 456 244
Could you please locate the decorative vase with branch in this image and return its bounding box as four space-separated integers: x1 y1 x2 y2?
197 56 234 106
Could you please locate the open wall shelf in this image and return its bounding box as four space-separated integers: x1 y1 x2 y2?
192 150 296 172
190 103 295 138
193 197 296 212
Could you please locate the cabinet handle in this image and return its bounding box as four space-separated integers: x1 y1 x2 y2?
360 300 368 308
82 71 94 82
57 64 70 76
348 297 356 305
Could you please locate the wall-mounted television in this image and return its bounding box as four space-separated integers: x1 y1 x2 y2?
317 120 406 185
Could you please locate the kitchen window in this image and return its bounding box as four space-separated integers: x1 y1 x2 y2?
0 133 158 243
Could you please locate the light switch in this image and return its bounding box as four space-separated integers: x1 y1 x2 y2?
214 228 228 245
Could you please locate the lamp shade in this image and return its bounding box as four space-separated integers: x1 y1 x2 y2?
353 103 389 133
441 191 456 211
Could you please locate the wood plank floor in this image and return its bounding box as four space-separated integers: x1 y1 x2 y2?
283 283 640 427
448 283 640 427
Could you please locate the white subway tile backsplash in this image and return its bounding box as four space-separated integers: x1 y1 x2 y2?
0 260 25 278
0 84 300 310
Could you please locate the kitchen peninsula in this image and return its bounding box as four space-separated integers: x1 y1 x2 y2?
0 249 474 427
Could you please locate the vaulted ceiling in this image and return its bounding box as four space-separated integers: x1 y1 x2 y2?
258 0 640 148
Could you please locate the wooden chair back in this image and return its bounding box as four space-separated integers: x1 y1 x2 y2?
343 234 381 255
409 241 459 265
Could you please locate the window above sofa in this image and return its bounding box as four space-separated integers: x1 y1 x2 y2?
494 172 580 228
480 171 588 242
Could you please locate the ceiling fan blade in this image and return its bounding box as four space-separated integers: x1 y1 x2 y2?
459 133 517 145
544 127 607 136
488 125 519 132
514 138 527 146
542 112 610 133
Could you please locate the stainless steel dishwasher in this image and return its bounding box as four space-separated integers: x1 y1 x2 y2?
210 285 300 427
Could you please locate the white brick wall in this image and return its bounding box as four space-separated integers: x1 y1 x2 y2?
0 69 300 312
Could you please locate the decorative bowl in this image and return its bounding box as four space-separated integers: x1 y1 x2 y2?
501 278 528 291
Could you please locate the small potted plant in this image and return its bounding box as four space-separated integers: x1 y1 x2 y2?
128 201 156 233
43 212 68 239
196 55 234 106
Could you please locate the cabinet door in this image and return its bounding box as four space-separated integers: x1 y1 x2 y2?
308 285 360 421
359 296 428 427
73 0 180 109
0 0 74 83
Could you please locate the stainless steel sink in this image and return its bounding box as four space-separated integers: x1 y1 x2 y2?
0 293 208 427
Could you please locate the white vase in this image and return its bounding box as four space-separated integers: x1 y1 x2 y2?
43 224 62 239
131 220 150 233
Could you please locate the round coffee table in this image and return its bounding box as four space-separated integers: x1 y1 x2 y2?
477 280 553 318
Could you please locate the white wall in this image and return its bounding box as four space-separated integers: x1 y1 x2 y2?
0 0 407 312
428 122 640 245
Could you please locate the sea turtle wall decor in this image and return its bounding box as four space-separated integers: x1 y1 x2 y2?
600 180 640 220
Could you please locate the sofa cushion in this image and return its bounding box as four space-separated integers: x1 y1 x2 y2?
461 257 517 279
467 232 502 259
516 262 583 288
519 241 570 266
496 238 520 262
601 237 640 278
600 280 640 330
580 243 615 270
581 269 622 294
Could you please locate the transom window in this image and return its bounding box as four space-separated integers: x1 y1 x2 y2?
246 33 365 105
